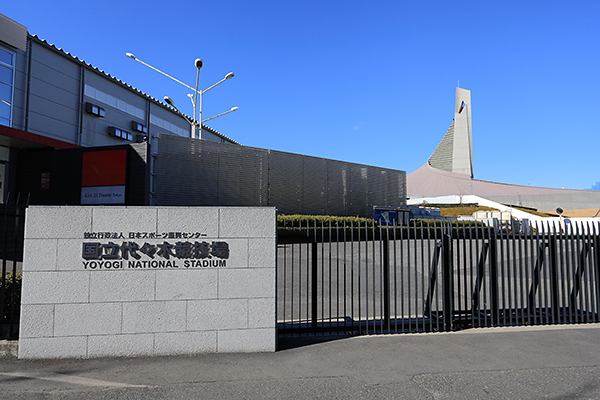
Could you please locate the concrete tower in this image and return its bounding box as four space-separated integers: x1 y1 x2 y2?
427 87 473 178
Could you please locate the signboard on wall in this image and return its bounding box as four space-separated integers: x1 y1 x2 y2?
373 208 397 226
41 172 50 189
81 149 127 204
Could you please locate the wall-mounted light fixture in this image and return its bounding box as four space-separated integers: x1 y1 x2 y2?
131 121 148 133
85 102 105 117
108 126 133 141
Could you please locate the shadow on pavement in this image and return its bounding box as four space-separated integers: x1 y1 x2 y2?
277 334 353 351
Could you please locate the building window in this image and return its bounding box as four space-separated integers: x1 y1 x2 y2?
0 47 15 127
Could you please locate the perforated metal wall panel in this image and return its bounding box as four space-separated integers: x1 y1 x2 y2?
268 150 303 214
154 134 405 216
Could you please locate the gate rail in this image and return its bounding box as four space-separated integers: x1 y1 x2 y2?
277 218 600 337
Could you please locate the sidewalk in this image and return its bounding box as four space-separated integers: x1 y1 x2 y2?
1 324 600 399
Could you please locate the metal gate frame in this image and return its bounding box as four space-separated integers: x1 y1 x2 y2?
277 218 600 337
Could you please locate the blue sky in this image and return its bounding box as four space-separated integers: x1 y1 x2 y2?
4 1 599 189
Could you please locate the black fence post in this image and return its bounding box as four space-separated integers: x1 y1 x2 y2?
383 235 390 331
8 203 23 339
0 199 9 327
489 234 500 326
594 235 600 323
529 243 544 315
311 239 318 332
548 237 560 323
424 242 441 318
471 243 489 316
442 233 454 331
570 243 588 317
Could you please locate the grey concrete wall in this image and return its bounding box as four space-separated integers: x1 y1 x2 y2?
484 192 600 212
19 206 276 359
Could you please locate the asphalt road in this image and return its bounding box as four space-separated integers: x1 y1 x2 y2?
2 324 600 399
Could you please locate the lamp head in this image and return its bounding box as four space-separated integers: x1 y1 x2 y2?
231 107 239 111
126 53 136 60
224 72 234 80
195 58 204 69
163 96 174 106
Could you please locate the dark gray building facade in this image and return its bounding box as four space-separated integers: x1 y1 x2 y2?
154 135 405 216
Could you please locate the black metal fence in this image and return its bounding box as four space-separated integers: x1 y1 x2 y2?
0 194 28 340
277 219 600 337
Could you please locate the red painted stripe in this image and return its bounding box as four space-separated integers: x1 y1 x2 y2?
0 125 82 149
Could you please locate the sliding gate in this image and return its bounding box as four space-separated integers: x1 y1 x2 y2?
277 219 600 337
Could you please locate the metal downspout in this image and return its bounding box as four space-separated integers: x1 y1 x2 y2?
24 37 33 132
77 65 84 146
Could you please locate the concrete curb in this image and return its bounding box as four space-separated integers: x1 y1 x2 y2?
0 340 18 358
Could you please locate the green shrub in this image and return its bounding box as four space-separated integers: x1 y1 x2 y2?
278 214 486 229
278 214 374 228
410 218 484 228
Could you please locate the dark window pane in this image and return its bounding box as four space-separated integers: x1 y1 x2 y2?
0 65 12 85
0 48 12 66
0 101 9 119
0 82 11 102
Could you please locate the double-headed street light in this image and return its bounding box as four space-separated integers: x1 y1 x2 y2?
126 53 237 139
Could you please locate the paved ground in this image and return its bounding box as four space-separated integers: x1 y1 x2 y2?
1 324 600 399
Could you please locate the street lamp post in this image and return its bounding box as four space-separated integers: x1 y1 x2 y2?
202 107 239 124
126 53 237 139
163 96 196 133
192 58 203 139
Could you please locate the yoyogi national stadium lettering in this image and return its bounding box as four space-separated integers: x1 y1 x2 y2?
81 240 229 270
82 259 227 269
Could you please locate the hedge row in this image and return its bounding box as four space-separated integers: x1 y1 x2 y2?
277 214 374 228
278 214 483 229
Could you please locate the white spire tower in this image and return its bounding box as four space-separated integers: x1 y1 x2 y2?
428 87 474 178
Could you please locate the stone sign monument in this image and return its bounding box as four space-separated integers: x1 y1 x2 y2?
19 206 276 358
